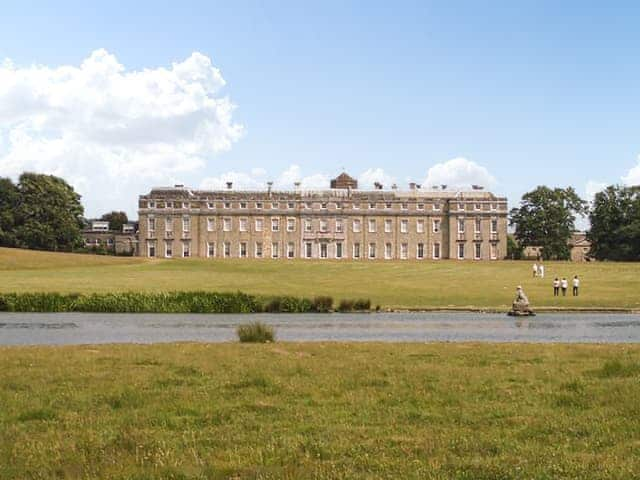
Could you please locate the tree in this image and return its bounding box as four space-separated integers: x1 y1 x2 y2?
507 235 524 260
13 173 85 251
0 177 19 247
100 211 129 232
509 186 587 260
588 185 640 261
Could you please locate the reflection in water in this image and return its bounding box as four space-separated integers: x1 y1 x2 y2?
0 312 640 345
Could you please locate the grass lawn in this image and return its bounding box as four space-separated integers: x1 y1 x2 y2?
1 247 639 310
1 342 640 479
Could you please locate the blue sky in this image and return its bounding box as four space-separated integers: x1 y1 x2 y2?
1 1 639 217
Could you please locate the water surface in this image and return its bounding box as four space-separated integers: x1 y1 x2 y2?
1 312 640 345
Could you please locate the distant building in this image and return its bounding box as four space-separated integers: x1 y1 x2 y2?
522 232 593 261
137 173 508 260
82 222 139 255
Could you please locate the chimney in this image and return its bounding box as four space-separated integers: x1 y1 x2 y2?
226 182 233 190
174 184 184 188
374 181 383 190
409 182 416 190
391 183 398 190
294 181 301 191
267 181 273 197
441 184 447 190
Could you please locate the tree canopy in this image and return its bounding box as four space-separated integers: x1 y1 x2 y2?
100 211 129 232
509 186 587 260
588 185 640 261
0 173 85 251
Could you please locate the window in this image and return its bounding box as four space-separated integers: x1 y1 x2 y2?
385 242 392 259
475 218 481 233
223 202 230 209
271 242 279 258
287 242 295 258
490 243 497 260
401 243 408 259
474 243 481 260
256 202 263 209
336 219 343 233
165 217 173 232
320 243 328 258
255 218 263 232
433 219 441 233
384 219 392 233
458 218 465 233
287 218 295 232
353 203 360 210
417 220 424 233
240 242 247 258
182 202 189 209
417 243 424 259
255 242 263 258
401 202 408 210
305 242 313 258
417 203 425 211
321 202 327 210
148 242 156 257
148 201 155 208
368 243 376 259
336 242 343 258
207 242 215 258
207 202 215 209
385 202 392 210
223 218 231 232
182 241 191 258
320 220 328 232
271 202 278 209
433 202 441 211
148 217 156 232
239 218 248 232
353 219 361 233
207 218 215 232
335 203 342 210
166 202 173 208
305 219 312 232
458 203 464 211
433 242 441 259
305 202 312 209
353 243 361 259
240 202 247 209
491 203 497 211
271 217 279 232
224 242 231 258
165 242 173 258
458 243 465 260
369 202 376 210
288 202 294 209
400 219 408 233
368 219 376 233
491 219 498 233
182 216 190 232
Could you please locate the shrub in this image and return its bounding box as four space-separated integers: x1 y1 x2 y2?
353 299 371 311
312 296 333 313
337 299 354 312
237 322 275 343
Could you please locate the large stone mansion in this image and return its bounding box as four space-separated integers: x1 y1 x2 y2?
137 173 508 260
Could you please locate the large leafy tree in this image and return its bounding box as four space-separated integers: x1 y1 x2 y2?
588 185 640 261
510 186 587 260
0 177 19 247
100 211 129 232
13 173 85 251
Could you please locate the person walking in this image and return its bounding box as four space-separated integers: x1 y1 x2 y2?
532 263 538 278
538 263 545 279
561 277 568 296
553 278 560 297
573 275 580 296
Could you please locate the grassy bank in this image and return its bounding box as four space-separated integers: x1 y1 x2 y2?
1 343 640 478
2 247 640 310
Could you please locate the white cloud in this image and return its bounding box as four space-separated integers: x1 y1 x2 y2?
585 180 607 203
0 49 243 217
423 157 496 190
358 168 396 189
200 164 330 191
622 155 640 186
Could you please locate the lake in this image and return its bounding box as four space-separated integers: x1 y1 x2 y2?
1 312 640 345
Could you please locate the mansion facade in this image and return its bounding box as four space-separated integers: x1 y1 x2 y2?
138 174 508 261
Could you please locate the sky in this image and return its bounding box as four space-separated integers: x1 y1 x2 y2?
1 1 639 219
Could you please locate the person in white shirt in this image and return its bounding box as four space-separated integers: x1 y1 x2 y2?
538 264 545 278
561 277 568 296
532 263 538 278
572 275 580 296
553 278 560 296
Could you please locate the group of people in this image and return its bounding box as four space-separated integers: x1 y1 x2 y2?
532 263 580 297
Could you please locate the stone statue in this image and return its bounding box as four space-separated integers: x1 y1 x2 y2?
508 285 535 316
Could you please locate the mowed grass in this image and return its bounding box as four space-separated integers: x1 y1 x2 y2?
1 247 640 310
1 343 640 479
